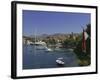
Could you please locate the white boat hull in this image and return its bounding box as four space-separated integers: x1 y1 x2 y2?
56 59 65 65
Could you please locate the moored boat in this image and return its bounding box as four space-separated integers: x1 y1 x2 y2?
33 41 52 51
56 57 65 65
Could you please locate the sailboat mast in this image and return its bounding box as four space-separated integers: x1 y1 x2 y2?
34 27 37 43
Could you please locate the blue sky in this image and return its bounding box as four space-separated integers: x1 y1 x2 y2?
23 10 90 36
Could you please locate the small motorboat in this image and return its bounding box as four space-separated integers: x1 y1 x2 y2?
56 57 65 66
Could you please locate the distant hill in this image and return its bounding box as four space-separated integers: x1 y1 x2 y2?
23 33 80 42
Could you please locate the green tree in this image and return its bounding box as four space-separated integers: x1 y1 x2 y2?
74 24 91 66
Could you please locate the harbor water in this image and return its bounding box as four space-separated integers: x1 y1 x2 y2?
23 45 79 69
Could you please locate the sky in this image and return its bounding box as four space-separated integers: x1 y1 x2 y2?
23 10 90 36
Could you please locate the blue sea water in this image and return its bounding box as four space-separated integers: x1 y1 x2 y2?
23 45 79 69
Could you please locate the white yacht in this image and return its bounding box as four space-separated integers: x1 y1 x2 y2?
32 28 52 51
33 41 52 51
